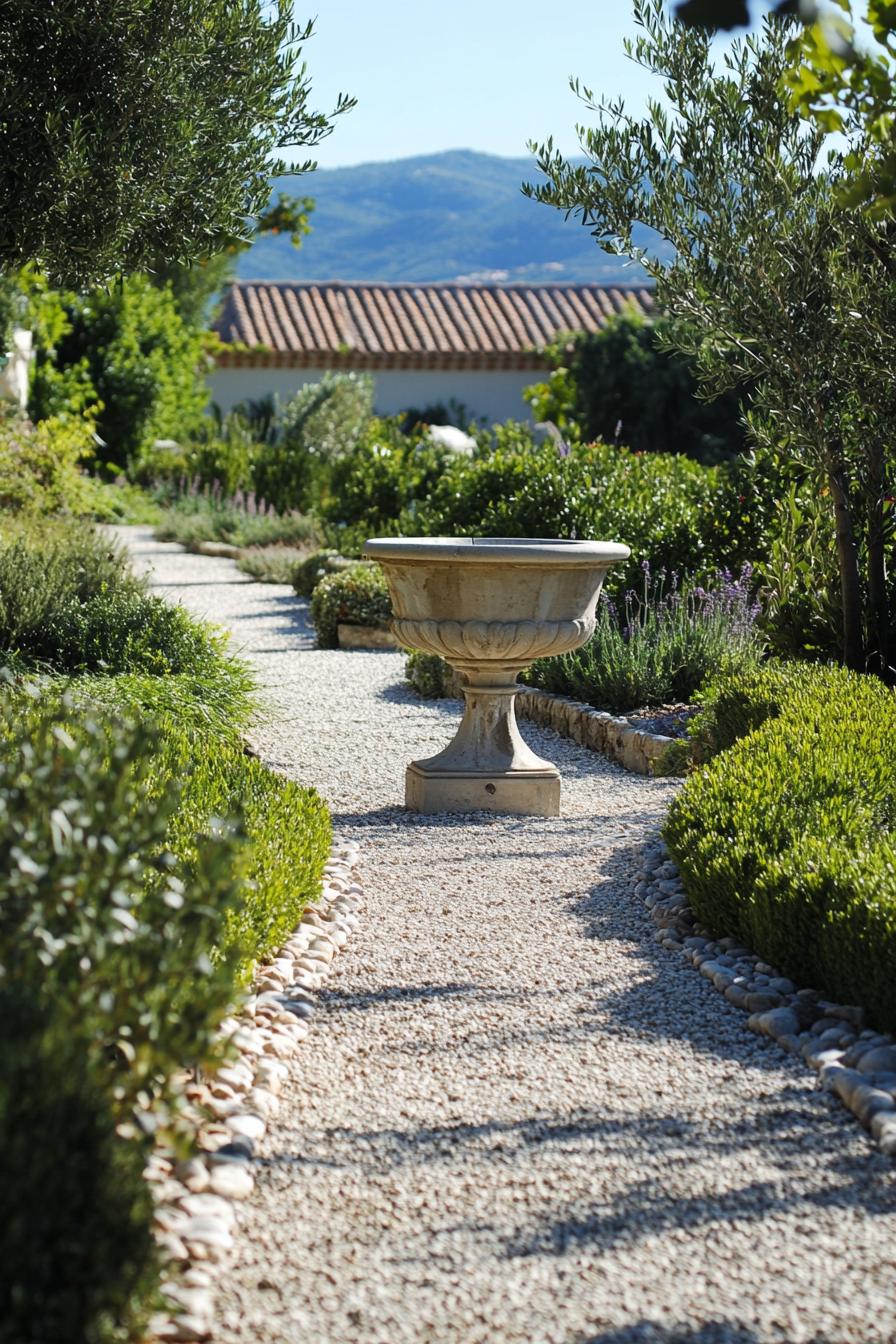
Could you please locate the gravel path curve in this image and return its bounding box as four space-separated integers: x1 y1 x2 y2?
121 528 896 1344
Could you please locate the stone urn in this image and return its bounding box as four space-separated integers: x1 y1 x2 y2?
363 537 630 816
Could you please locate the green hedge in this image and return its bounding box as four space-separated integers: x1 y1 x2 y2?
68 670 331 981
291 548 352 598
686 659 823 760
664 663 896 1031
309 562 392 649
314 432 741 592
0 992 158 1344
0 518 231 676
0 515 333 1339
405 650 454 699
422 440 727 588
152 727 331 978
0 689 246 1130
0 667 332 1335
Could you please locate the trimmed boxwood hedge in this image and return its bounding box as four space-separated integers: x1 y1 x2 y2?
405 650 454 699
309 562 392 649
291 548 352 599
664 663 896 1031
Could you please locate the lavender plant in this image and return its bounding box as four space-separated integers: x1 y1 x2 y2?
156 480 317 550
523 562 764 713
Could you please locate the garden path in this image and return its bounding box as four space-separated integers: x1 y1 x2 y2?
122 527 896 1344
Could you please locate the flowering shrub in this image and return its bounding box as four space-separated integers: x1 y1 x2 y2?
0 407 96 515
155 484 316 550
523 562 764 712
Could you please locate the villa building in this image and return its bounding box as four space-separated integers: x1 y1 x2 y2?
209 279 654 424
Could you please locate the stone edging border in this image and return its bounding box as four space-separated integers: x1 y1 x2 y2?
147 838 364 1342
514 687 681 776
430 668 680 777
638 835 896 1158
189 540 244 560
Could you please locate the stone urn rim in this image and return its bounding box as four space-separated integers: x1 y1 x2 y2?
363 536 631 566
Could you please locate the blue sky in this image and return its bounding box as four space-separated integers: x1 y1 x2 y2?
301 2 666 170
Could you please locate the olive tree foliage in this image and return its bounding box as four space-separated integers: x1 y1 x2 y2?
0 1 353 290
679 0 896 213
526 0 896 675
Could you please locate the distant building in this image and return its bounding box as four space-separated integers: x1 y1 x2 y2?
209 280 654 424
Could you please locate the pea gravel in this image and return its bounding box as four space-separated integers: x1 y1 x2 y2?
120 527 896 1344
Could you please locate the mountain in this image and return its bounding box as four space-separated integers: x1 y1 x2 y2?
236 149 655 286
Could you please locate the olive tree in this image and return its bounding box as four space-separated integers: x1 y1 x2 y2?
527 0 896 674
0 1 352 289
679 1 896 214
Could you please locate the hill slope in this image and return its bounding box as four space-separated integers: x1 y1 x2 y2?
237 149 657 286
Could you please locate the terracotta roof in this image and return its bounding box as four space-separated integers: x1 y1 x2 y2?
213 280 654 372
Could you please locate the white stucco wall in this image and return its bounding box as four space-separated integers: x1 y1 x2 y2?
207 366 541 426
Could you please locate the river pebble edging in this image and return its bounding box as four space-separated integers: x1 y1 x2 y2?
145 837 364 1343
638 836 896 1157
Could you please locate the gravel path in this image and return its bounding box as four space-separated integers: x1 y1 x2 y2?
122 527 896 1344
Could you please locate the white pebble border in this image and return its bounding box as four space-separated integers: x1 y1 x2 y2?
146 840 365 1343
637 833 896 1157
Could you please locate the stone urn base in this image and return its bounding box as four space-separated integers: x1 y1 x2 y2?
363 537 630 817
405 669 560 816
406 763 560 816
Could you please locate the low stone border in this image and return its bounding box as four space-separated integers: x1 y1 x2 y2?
638 836 896 1157
189 540 244 560
337 623 400 650
427 668 680 777
147 838 364 1342
515 687 680 776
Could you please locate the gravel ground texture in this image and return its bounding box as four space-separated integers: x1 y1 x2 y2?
120 527 896 1344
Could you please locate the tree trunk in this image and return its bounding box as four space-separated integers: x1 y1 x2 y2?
827 460 865 671
866 436 892 680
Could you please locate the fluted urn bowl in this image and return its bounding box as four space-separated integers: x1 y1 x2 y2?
363 537 630 816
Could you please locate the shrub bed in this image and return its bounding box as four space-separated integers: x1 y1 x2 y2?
310 563 392 649
664 663 896 1031
155 497 317 551
313 431 753 594
523 564 763 713
237 545 309 585
291 548 352 598
0 519 228 676
0 520 333 1337
405 650 455 699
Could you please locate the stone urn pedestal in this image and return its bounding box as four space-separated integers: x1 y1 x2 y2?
363 537 630 816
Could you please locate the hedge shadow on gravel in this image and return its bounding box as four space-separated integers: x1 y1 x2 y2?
261 1100 895 1246
557 839 860 1080
319 983 478 1013
497 1101 894 1260
577 1323 760 1343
